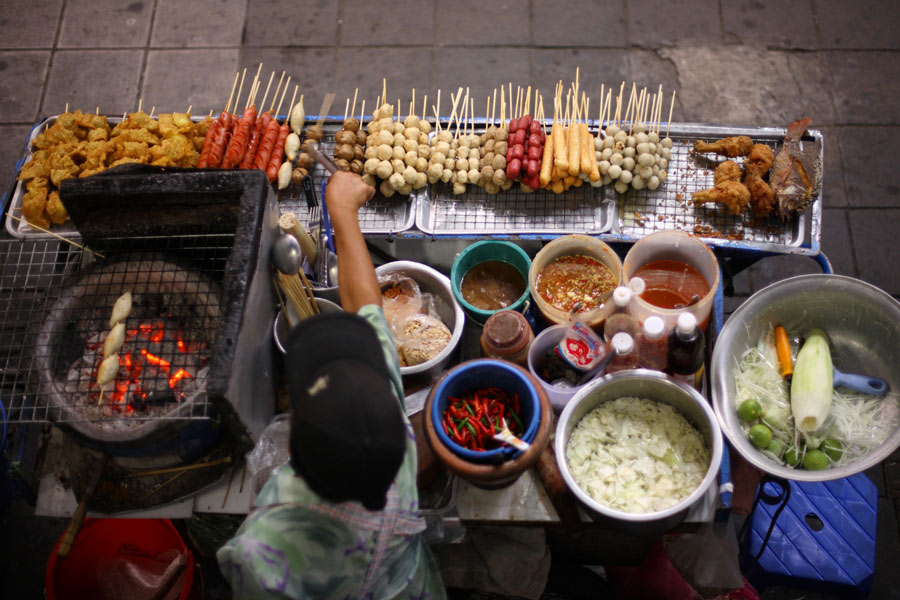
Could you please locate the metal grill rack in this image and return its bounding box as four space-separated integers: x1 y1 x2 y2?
606 124 821 255
418 181 613 236
0 234 233 424
273 119 416 235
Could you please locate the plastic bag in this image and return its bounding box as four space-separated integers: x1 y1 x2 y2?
97 546 187 600
245 413 290 496
662 515 744 598
379 273 452 367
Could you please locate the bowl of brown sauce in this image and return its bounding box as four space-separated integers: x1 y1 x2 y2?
451 241 531 324
529 235 622 328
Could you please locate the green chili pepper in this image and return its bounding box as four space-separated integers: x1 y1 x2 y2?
508 405 524 433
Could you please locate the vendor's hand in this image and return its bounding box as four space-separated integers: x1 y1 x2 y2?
325 171 375 224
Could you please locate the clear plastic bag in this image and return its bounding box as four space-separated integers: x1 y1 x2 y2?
379 273 451 367
245 413 290 496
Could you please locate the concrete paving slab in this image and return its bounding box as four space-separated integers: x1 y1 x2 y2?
817 126 847 208
436 0 530 47
839 126 900 208
42 50 141 116
721 0 818 49
871 497 900 600
152 0 246 48
244 0 338 46
626 50 681 106
240 47 336 119
58 0 152 48
659 47 835 126
0 52 49 123
820 208 856 277
826 51 900 125
532 0 627 48
722 293 750 319
816 0 900 50
0 0 62 49
142 49 240 115
334 47 433 117
848 208 900 295
744 254 825 293
629 0 721 49
532 49 628 105
0 125 33 185
434 47 529 119
341 0 434 47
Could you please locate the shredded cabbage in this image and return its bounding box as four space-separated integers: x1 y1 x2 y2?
733 328 900 469
566 397 710 514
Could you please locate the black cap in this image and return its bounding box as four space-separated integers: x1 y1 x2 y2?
285 312 406 511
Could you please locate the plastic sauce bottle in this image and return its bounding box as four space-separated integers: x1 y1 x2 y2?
638 315 668 371
603 286 638 341
666 312 705 389
480 310 534 366
606 332 639 373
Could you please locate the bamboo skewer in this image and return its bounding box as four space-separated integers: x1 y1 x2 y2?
7 214 103 257
666 90 676 138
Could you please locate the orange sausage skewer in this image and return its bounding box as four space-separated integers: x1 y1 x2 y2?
198 72 239 168
222 78 259 168
240 71 277 169
253 76 290 173
266 84 298 183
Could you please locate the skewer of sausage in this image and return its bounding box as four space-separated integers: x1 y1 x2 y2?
240 71 278 169
206 112 234 168
198 73 240 168
253 76 291 172
222 74 259 169
266 85 298 183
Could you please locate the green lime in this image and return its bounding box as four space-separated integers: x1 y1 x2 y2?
803 449 828 471
738 399 762 422
784 446 801 467
766 439 785 457
822 438 843 461
748 424 772 449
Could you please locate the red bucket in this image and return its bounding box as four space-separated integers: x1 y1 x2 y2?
45 518 197 600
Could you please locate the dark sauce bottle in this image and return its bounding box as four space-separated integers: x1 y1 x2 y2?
666 312 705 389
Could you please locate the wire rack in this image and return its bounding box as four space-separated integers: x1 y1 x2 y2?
608 124 821 254
273 120 416 235
0 234 233 424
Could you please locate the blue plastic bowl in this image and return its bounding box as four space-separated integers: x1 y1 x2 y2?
430 359 542 463
451 241 532 324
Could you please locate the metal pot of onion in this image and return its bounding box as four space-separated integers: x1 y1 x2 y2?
555 370 723 535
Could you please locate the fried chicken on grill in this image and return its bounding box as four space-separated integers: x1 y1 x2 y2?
692 180 751 215
714 160 743 185
744 144 774 176
693 135 754 158
745 173 775 218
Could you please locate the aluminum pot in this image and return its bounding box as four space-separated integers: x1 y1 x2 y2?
555 370 723 534
711 274 900 482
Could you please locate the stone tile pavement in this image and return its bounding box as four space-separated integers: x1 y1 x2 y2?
0 0 898 597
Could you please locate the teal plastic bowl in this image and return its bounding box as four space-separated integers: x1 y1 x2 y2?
451 241 532 324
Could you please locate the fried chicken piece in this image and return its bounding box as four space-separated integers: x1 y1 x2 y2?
693 135 754 158
745 173 775 218
22 177 49 227
692 180 751 215
714 160 743 185
745 143 774 176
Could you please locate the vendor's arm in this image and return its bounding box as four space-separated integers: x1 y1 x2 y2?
325 171 378 312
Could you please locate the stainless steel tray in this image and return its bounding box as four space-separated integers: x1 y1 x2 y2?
275 118 416 236
602 123 823 256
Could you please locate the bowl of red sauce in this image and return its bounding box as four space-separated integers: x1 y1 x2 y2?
529 235 622 328
622 231 719 331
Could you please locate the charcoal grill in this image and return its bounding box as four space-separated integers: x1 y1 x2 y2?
2 166 279 468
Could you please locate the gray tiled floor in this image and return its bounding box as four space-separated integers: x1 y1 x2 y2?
1 0 899 598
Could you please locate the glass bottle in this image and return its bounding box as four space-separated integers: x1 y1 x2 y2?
606 332 639 373
666 312 705 389
638 316 668 371
603 286 638 341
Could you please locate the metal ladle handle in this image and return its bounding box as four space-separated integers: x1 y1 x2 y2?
306 141 338 175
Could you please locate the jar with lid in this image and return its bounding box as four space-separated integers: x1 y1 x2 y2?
480 310 534 366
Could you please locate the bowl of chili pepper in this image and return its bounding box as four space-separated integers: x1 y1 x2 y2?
424 359 552 489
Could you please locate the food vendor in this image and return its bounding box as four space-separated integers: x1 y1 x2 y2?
217 171 446 600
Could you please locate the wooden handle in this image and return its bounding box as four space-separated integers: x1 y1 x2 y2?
57 497 90 558
774 326 793 380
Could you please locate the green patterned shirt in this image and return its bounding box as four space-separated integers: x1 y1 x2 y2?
217 305 445 599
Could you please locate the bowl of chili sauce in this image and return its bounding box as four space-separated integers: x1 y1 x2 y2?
424 359 552 488
529 235 622 329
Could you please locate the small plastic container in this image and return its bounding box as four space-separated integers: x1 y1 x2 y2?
638 315 668 371
527 324 583 412
606 332 639 373
622 230 720 332
603 286 639 341
480 310 533 366
529 234 622 329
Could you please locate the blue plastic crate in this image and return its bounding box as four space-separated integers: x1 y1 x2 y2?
744 472 877 598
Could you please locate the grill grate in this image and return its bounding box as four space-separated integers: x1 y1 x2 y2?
0 234 233 424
